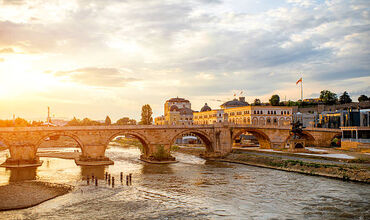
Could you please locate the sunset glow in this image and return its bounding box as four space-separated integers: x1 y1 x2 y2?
0 0 369 121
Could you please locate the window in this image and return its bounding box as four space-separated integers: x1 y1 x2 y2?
268 111 270 114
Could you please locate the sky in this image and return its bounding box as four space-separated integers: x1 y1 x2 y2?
0 0 369 122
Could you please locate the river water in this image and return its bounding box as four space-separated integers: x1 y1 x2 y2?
0 146 369 219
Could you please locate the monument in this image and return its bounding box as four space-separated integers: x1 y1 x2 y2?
288 121 307 152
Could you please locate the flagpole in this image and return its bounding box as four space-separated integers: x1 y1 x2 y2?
301 77 303 101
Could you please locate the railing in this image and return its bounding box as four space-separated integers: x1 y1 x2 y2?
341 138 370 143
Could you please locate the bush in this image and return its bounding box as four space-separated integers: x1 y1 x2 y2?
153 145 170 160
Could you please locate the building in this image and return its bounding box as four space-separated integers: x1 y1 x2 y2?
154 97 194 125
341 126 370 150
193 97 295 126
315 109 370 129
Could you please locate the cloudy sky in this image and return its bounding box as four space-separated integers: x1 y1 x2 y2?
0 0 369 121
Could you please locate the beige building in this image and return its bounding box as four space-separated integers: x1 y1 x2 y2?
194 97 296 126
155 97 194 125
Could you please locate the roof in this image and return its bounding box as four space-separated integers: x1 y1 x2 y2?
179 107 193 115
201 103 212 112
221 98 248 108
167 97 190 103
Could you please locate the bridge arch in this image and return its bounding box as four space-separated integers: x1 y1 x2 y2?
36 132 84 152
105 131 150 156
170 129 214 152
284 131 315 147
232 128 272 149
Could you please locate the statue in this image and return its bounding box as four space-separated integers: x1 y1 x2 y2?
290 121 303 139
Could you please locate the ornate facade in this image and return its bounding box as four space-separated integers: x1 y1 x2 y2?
154 97 194 125
193 98 297 126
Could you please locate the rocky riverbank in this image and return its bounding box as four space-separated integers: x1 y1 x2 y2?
0 181 72 211
173 147 370 183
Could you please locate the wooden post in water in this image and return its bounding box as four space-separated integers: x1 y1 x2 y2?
120 172 123 182
108 174 111 185
105 172 108 181
126 175 129 186
129 173 132 185
95 178 98 186
92 174 94 181
87 176 89 185
112 177 115 188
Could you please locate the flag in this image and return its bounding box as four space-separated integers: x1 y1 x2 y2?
296 77 302 85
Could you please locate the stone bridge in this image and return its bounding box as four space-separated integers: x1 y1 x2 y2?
0 123 340 167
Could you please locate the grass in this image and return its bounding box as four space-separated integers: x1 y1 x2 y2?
171 145 180 151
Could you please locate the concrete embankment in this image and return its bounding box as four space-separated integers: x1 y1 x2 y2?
0 181 72 211
174 147 370 183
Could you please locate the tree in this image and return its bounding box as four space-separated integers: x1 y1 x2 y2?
253 99 261 106
67 117 81 126
319 90 337 105
116 117 136 125
358 95 369 102
339 91 352 104
105 116 111 125
67 117 102 126
140 104 153 125
269 95 280 106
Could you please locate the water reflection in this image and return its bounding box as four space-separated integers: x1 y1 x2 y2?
140 163 174 175
8 167 37 182
80 165 106 180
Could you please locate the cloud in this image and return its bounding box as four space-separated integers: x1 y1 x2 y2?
0 0 369 119
50 67 139 87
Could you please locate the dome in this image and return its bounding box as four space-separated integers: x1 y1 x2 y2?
201 103 212 112
167 97 190 103
179 107 193 115
170 105 179 111
221 98 248 108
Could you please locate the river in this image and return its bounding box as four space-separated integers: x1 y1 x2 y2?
0 146 369 219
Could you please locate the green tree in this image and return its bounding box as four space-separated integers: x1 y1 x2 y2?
253 98 261 106
339 91 352 104
140 104 153 125
105 116 111 125
319 90 338 105
358 95 369 102
269 95 280 106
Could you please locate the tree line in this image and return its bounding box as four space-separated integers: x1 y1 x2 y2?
0 118 44 127
64 104 153 126
255 91 369 106
0 104 154 127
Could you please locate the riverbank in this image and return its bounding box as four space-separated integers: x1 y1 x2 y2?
0 181 72 211
173 147 370 183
